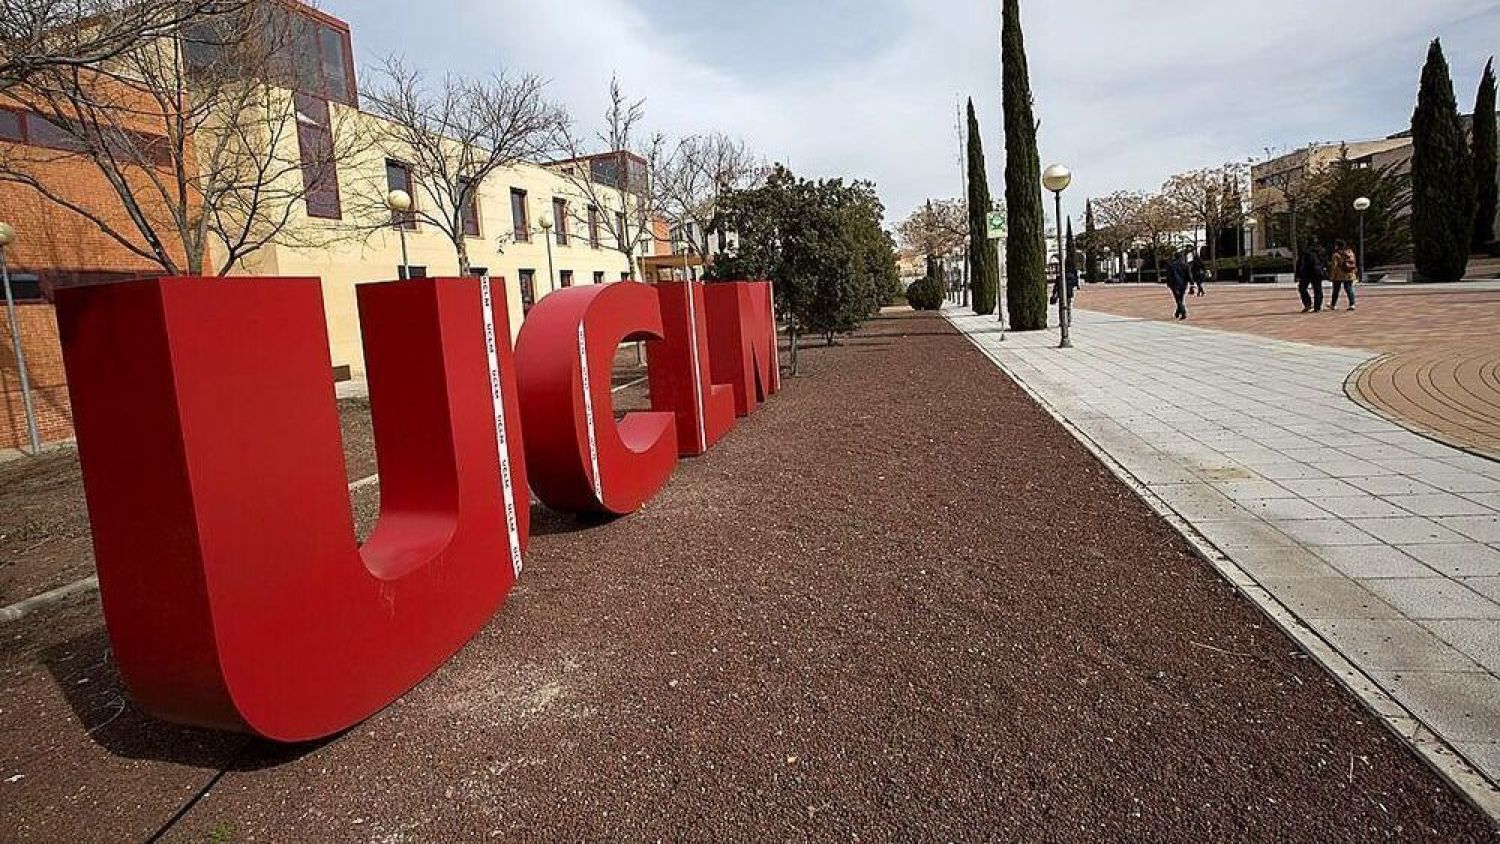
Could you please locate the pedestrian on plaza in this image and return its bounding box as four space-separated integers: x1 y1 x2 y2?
1329 239 1358 311
1190 252 1207 296
1165 249 1192 320
1295 242 1327 313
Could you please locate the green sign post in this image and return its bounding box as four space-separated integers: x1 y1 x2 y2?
986 211 1006 240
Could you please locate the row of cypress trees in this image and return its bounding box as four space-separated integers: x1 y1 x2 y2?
1412 42 1498 282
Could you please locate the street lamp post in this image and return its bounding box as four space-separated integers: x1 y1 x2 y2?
386 190 412 279
539 215 557 292
1042 164 1073 349
1353 197 1371 283
0 222 41 455
1244 216 1258 282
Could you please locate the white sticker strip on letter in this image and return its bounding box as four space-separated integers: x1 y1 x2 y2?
767 284 781 390
480 277 524 578
577 322 604 503
687 285 706 451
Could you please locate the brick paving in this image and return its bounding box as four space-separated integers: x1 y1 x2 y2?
1079 283 1500 459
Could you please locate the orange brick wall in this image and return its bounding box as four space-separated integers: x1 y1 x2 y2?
0 304 70 450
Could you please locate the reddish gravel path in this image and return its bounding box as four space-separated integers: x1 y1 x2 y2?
0 310 1493 841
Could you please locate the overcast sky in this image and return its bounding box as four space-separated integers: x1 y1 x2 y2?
325 0 1500 228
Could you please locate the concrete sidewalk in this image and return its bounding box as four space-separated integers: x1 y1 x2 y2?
949 307 1500 804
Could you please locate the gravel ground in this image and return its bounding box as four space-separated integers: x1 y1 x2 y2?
0 311 1493 841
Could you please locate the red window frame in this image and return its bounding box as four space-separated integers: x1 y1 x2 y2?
460 178 482 238
511 189 530 242
296 94 341 220
385 160 416 230
552 198 569 246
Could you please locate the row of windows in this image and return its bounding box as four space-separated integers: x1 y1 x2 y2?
0 107 174 168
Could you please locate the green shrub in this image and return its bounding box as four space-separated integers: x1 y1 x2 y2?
905 277 944 310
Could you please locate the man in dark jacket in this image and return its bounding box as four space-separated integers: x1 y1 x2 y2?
1165 251 1192 320
1296 244 1327 313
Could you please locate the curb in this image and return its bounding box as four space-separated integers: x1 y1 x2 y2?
945 310 1500 825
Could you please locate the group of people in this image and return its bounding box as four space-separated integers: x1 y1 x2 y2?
1295 241 1360 313
1161 242 1360 321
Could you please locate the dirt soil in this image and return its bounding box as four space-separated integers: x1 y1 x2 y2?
0 311 1493 841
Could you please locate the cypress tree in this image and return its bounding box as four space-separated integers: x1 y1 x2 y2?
1001 0 1047 329
1411 39 1475 281
1083 199 1100 282
965 99 1000 315
1064 217 1076 275
1473 59 1498 251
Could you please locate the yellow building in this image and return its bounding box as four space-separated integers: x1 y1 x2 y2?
218 8 645 377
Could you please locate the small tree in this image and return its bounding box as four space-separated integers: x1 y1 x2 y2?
1138 194 1186 283
655 132 762 269
1163 162 1245 275
964 98 999 315
1304 147 1412 268
1082 199 1101 283
359 57 566 275
1091 190 1146 279
1411 39 1475 281
1255 144 1325 260
897 199 967 271
1001 0 1047 330
553 76 665 280
1473 58 1498 251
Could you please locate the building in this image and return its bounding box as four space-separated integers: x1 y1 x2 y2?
1249 112 1500 257
0 2 647 449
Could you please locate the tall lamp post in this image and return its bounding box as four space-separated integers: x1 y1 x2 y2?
1042 163 1073 348
538 215 557 292
1244 216 1257 282
386 190 412 279
1353 197 1371 283
0 222 41 455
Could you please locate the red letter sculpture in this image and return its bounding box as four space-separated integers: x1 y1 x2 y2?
647 281 737 456
515 282 678 515
705 281 781 417
55 276 529 742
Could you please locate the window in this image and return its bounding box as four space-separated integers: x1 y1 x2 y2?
519 269 536 312
616 212 628 249
620 271 631 282
397 265 427 280
511 189 530 241
593 271 605 286
296 94 341 219
284 9 356 105
587 205 601 248
23 115 84 152
553 198 569 246
460 178 481 238
0 109 21 142
385 160 415 229
560 270 574 288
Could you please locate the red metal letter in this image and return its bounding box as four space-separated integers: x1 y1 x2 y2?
647 281 736 456
55 276 529 741
515 282 678 515
705 280 781 417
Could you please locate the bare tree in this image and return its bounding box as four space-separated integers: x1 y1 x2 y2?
655 132 763 269
1253 144 1328 260
1090 190 1147 279
356 56 566 275
551 75 664 280
1137 194 1188 283
897 198 967 263
1162 161 1247 274
0 2 368 275
0 0 244 90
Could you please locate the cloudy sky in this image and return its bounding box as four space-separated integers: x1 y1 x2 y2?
325 0 1500 228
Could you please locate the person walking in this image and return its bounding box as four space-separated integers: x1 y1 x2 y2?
1190 252 1207 296
1165 250 1192 320
1329 240 1358 311
1295 243 1326 313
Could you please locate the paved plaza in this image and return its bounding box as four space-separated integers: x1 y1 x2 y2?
1082 283 1500 459
949 302 1500 809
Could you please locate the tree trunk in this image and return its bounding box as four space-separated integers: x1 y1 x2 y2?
789 317 800 376
456 236 471 276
